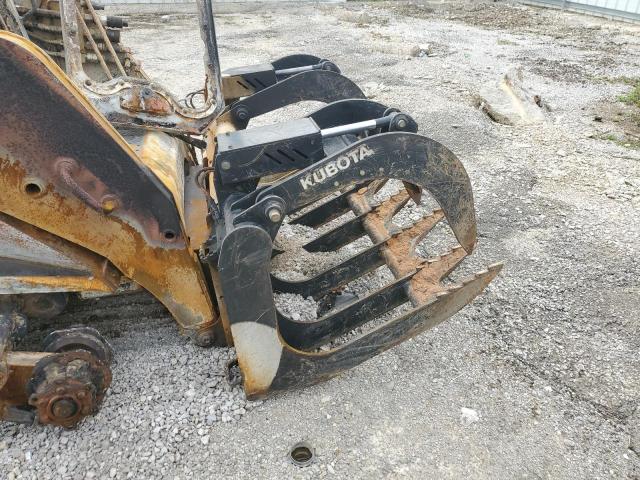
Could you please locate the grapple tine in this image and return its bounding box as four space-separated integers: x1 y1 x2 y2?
402 181 422 206
278 208 444 298
288 180 384 229
265 264 503 396
363 178 389 199
302 215 366 252
303 188 412 253
272 241 386 298
384 209 445 273
290 188 356 227
277 276 411 350
356 189 410 225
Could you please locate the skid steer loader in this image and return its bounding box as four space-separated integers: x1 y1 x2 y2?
0 0 502 428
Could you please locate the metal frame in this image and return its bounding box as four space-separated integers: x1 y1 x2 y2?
521 0 640 22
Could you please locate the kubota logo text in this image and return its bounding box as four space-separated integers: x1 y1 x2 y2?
300 145 375 190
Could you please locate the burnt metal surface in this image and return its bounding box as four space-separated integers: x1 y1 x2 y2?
0 0 28 37
0 33 217 332
9 0 141 82
1 33 183 243
5 0 225 133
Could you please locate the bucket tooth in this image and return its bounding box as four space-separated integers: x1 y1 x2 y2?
424 245 467 280
386 209 444 277
409 246 468 304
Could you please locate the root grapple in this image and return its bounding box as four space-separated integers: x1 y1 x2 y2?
0 0 502 426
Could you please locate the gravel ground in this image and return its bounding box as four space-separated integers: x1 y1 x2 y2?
2 1 640 479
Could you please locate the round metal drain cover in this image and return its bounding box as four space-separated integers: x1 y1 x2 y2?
289 441 315 467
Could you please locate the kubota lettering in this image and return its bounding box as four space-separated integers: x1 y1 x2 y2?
299 145 375 190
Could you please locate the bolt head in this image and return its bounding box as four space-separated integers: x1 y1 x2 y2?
234 105 250 122
267 208 282 223
396 118 407 129
51 398 78 419
220 160 231 170
193 329 216 348
101 197 119 214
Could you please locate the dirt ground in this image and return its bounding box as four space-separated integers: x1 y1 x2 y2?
2 1 640 479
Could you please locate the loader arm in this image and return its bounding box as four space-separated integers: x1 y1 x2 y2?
0 32 217 335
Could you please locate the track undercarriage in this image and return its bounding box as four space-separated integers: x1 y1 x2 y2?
0 0 501 427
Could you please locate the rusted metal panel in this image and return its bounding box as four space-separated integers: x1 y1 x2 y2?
125 130 188 230
183 167 211 251
0 352 50 416
0 219 92 271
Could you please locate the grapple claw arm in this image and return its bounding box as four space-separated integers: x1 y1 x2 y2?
233 132 477 253
222 54 341 103
218 222 501 397
218 70 366 129
272 265 502 392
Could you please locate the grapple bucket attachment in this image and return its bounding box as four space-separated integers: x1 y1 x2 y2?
215 132 502 398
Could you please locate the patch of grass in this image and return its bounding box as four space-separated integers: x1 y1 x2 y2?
592 75 639 85
597 132 640 150
619 82 640 108
497 39 517 46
